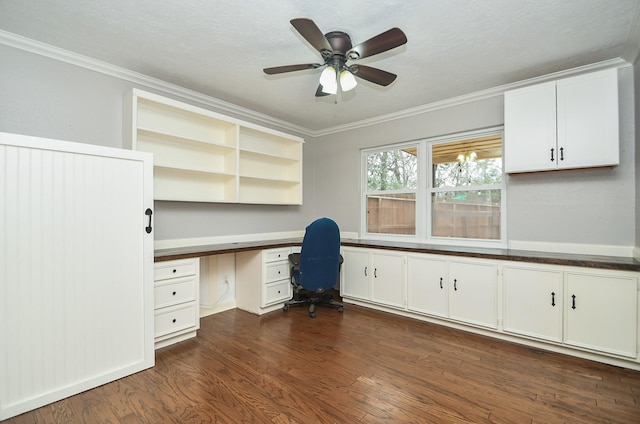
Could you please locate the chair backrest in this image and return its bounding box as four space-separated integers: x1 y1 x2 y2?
298 217 341 292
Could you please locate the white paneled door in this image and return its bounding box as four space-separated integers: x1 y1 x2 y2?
0 133 154 420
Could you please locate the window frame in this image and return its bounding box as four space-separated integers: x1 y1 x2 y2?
361 141 420 240
361 127 506 248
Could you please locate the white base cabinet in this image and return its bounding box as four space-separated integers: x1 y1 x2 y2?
565 271 637 358
503 265 563 342
407 255 498 329
236 247 293 315
341 247 405 309
448 260 499 329
154 258 200 349
342 246 640 370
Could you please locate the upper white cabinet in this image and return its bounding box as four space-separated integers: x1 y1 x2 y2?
504 68 619 173
124 89 303 204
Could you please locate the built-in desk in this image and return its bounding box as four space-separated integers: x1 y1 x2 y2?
156 237 640 272
154 237 640 369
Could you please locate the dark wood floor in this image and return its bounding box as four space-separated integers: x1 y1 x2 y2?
6 304 640 423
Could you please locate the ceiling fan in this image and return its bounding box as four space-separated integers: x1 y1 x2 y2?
263 18 407 97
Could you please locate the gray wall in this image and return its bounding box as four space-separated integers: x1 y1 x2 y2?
0 44 315 241
1 43 637 249
635 58 640 251
310 67 637 248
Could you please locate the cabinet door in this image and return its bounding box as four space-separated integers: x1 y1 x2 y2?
503 266 563 342
565 272 637 358
556 68 619 170
504 81 557 173
448 261 498 329
341 248 371 300
407 255 448 317
370 252 405 308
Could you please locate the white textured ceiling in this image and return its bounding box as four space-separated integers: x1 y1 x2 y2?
1 0 639 134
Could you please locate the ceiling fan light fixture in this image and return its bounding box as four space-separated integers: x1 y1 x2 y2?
339 69 357 91
319 65 337 94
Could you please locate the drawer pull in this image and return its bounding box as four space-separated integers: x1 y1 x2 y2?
172 318 177 323
453 279 457 291
571 294 576 310
172 291 177 296
551 292 555 307
439 277 443 289
172 269 177 273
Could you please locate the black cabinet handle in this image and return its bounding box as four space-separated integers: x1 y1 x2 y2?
364 266 367 276
145 208 153 234
550 148 555 162
453 279 457 291
172 291 176 296
559 147 564 161
551 292 555 306
571 294 576 310
439 277 443 289
172 318 176 323
374 268 377 278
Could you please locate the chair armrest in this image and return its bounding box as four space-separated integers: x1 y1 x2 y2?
288 253 300 266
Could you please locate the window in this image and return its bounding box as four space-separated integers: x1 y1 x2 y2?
362 129 505 246
364 145 417 235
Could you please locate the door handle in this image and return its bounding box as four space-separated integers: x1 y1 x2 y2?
145 208 153 233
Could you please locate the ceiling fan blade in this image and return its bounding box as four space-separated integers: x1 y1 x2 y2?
349 65 397 86
290 18 333 58
347 28 407 60
263 63 321 75
315 85 331 97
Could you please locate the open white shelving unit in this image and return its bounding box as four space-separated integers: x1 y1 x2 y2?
124 89 303 204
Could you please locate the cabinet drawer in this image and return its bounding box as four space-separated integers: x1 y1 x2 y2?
265 248 290 263
264 280 291 305
154 277 196 309
154 303 197 338
266 261 290 283
155 259 197 281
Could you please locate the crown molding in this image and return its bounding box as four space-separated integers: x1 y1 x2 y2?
0 30 311 137
622 0 640 64
311 58 631 137
1 30 632 139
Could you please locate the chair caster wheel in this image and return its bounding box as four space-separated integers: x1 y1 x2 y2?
283 304 289 311
338 307 344 313
309 311 316 318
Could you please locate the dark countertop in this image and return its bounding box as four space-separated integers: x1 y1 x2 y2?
155 237 640 272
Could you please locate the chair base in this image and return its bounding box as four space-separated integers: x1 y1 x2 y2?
283 290 344 318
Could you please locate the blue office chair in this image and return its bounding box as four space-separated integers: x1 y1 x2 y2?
283 217 344 318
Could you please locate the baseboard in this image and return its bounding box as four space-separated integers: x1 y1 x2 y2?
200 300 236 318
508 240 635 258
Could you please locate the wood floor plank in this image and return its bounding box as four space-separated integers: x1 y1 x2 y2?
4 305 640 423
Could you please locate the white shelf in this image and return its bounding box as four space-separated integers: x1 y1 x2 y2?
125 89 303 204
